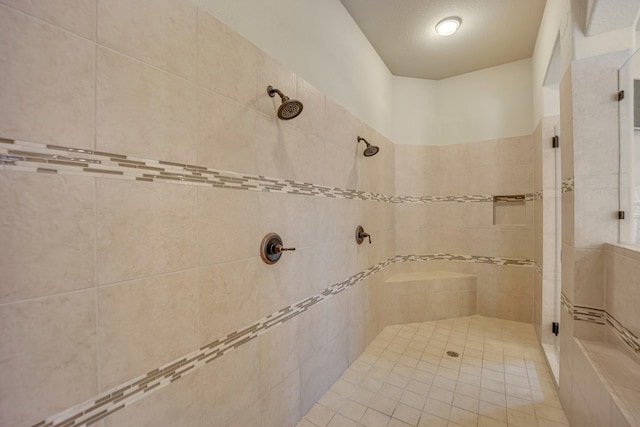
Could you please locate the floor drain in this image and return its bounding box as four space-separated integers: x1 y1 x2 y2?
446 351 459 358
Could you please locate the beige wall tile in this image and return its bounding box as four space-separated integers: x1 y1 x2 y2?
295 77 326 138
97 179 198 284
198 258 259 345
97 0 196 80
573 188 618 249
561 118 574 181
0 5 95 148
260 369 301 427
98 269 199 390
467 139 499 168
574 248 604 307
197 10 259 104
0 171 95 303
497 136 533 167
104 374 201 427
260 317 299 394
0 290 98 426
327 330 349 385
200 339 260 427
197 87 257 174
197 186 258 266
300 348 330 415
1 0 95 38
605 249 640 338
297 302 329 364
224 400 262 427
562 191 574 246
97 48 197 164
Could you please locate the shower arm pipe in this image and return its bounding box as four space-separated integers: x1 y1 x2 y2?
267 86 287 100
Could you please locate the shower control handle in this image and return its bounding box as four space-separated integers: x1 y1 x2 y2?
260 233 295 264
271 243 296 253
355 225 372 245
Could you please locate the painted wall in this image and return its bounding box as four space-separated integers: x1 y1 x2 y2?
435 59 533 146
194 0 395 141
197 0 535 146
532 0 572 126
391 76 438 146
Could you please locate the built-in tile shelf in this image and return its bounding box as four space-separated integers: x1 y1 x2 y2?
574 339 639 427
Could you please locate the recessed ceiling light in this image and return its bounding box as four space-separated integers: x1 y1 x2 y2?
435 17 461 36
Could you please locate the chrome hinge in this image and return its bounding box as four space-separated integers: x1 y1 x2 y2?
618 90 625 101
619 211 625 220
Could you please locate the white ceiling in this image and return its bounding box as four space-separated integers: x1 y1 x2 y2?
339 0 547 80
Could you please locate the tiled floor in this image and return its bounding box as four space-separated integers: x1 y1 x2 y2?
298 315 569 427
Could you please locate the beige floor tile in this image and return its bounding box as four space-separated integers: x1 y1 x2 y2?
305 404 335 427
418 412 449 427
338 399 367 422
360 408 390 427
327 414 360 427
393 402 422 425
301 317 567 427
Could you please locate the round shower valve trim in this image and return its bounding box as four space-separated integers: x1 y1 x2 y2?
260 232 296 264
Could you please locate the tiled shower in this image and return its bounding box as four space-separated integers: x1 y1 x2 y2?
1 1 639 427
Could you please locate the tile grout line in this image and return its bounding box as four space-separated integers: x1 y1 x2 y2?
31 253 537 427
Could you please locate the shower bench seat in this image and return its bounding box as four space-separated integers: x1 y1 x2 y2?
383 270 477 325
572 338 640 426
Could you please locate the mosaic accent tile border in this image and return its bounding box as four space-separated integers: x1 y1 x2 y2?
534 262 543 275
393 195 493 203
1 137 534 205
561 293 640 355
0 138 393 202
33 253 535 427
396 253 536 267
561 177 574 193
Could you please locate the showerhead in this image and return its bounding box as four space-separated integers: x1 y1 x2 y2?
357 136 379 157
267 86 303 120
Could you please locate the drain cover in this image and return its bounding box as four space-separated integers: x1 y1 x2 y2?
446 351 459 358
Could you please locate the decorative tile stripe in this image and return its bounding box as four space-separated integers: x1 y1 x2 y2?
534 262 543 275
33 253 534 427
561 293 573 315
392 195 494 203
0 138 393 203
395 253 536 267
606 313 640 353
573 306 606 325
1 137 536 205
561 293 640 355
561 177 574 193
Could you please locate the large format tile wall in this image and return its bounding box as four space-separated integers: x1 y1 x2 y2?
0 2 398 426
558 49 640 426
394 138 536 324
0 2 543 427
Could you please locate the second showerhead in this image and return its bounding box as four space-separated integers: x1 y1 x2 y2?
357 136 379 157
267 86 303 120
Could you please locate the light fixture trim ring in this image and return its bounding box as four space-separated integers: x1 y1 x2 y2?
435 16 461 36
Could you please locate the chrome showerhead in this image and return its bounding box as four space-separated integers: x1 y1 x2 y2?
357 136 379 157
267 85 303 120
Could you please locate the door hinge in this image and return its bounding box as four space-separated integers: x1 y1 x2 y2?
618 90 625 101
619 211 625 220
552 135 560 148
552 322 559 336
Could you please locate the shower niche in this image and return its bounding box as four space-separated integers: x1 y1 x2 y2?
493 195 526 226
